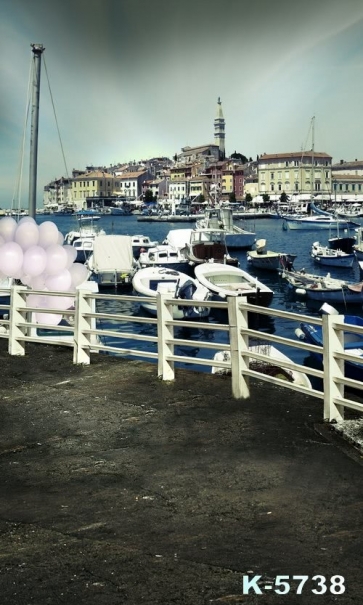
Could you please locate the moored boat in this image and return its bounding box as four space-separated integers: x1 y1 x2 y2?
282 269 363 304
194 262 273 307
247 239 296 271
311 241 355 268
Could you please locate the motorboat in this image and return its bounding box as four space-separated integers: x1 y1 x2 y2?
87 235 137 287
310 241 355 268
194 263 273 307
184 228 239 267
196 207 256 250
132 266 211 319
247 239 296 271
138 244 193 275
296 306 363 382
328 235 356 254
282 269 363 304
131 234 158 259
64 216 106 263
283 215 357 230
211 343 312 388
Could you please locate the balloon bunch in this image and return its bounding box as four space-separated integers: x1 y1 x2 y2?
0 216 89 325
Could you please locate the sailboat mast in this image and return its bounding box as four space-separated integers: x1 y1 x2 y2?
28 43 45 218
311 115 315 202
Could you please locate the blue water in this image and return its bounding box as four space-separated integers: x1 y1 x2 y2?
37 213 363 375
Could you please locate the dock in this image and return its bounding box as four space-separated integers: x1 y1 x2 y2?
1 340 363 603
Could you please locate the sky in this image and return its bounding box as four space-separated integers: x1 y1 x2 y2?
1 0 363 208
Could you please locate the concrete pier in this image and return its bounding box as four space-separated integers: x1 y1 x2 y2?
1 340 363 604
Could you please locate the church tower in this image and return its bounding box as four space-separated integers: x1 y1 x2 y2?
214 97 225 160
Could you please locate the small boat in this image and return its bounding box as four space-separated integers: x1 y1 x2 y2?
247 239 296 271
283 215 357 230
194 263 273 307
131 234 158 258
185 228 239 267
87 235 137 287
132 266 210 319
311 241 355 268
328 235 356 254
358 260 363 280
64 216 106 263
353 227 363 261
138 244 193 275
211 344 312 389
282 269 363 304
296 306 363 382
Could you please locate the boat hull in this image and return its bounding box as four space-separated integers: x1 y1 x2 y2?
284 219 352 230
225 232 256 250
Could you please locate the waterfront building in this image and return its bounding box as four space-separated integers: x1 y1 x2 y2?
168 179 189 202
258 151 332 199
71 170 114 209
43 176 73 212
113 169 151 200
141 178 169 200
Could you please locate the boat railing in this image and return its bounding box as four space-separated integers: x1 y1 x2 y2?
1 286 362 422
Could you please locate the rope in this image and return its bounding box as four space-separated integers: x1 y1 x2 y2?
43 56 69 178
11 56 32 212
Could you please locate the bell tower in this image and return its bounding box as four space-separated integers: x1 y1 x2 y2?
214 97 225 160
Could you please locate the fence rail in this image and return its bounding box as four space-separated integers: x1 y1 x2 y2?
0 285 362 422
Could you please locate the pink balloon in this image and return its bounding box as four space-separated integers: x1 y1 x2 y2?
29 274 47 291
23 245 47 277
38 221 60 248
15 221 39 250
45 269 72 292
0 241 23 277
45 244 68 275
21 274 32 286
18 216 36 225
63 245 77 268
57 232 65 245
35 312 63 326
0 235 5 247
26 293 50 309
69 262 89 287
0 217 17 242
48 295 75 310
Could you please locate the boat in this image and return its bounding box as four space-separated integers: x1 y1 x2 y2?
194 263 273 307
184 228 239 267
131 234 158 259
328 234 356 254
283 215 357 230
211 343 312 388
64 216 106 263
296 307 363 382
138 244 194 275
132 266 211 319
353 227 363 261
247 239 296 271
86 235 137 287
310 241 355 268
196 207 256 250
282 269 363 304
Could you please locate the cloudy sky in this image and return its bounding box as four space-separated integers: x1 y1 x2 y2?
1 0 363 208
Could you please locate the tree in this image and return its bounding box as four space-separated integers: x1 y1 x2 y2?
230 151 249 164
280 191 289 204
229 192 237 204
245 193 253 204
198 194 205 205
144 189 154 203
262 193 270 204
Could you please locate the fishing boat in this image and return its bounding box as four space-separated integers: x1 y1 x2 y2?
131 234 158 258
196 207 256 250
282 269 363 304
86 235 137 287
296 307 363 382
247 239 296 271
328 234 356 254
211 343 312 388
138 244 193 275
310 241 355 268
194 263 273 307
132 266 210 319
64 216 106 263
184 228 239 267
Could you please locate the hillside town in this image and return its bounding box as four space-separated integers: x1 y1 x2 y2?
42 98 363 215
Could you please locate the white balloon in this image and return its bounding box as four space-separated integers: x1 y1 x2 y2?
0 235 5 247
22 245 47 277
29 274 47 291
35 312 63 326
15 221 39 250
69 262 89 287
18 216 36 224
0 217 17 242
0 241 23 276
38 221 60 248
48 295 75 310
57 231 65 245
45 244 68 275
21 274 33 286
63 245 77 268
45 269 72 292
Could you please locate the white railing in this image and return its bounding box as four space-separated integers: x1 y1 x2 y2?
1 286 363 422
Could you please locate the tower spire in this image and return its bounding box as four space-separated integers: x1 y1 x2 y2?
214 97 225 160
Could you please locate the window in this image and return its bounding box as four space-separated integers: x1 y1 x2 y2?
285 161 289 167
285 171 289 179
270 172 274 179
294 160 299 166
295 183 299 191
346 184 349 191
271 183 275 191
352 184 355 191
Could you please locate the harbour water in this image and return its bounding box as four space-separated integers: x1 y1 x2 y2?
37 213 363 376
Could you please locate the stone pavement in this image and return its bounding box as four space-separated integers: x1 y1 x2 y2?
0 341 363 604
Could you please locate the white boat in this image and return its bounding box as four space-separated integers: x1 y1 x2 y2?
311 241 355 268
138 244 193 275
196 207 256 249
247 239 296 271
132 266 210 319
87 235 137 287
64 217 106 263
194 263 273 307
283 215 355 230
282 269 363 304
211 344 312 389
185 228 239 267
131 234 158 258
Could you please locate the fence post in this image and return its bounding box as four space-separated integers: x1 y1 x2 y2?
227 296 250 399
73 289 92 365
157 291 175 380
8 285 27 356
322 313 345 422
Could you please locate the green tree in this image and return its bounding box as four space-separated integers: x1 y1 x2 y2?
229 192 237 204
144 189 154 202
280 191 289 204
230 151 249 164
245 193 253 204
198 194 205 204
262 193 270 203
